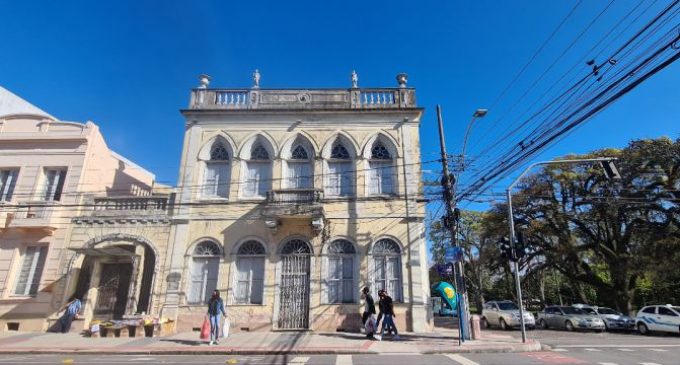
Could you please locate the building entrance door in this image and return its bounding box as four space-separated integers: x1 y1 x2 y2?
95 263 133 319
278 239 311 329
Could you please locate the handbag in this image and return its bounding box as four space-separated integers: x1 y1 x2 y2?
222 317 230 338
199 316 210 340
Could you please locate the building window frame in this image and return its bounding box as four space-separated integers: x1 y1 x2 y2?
202 142 231 199
323 239 357 304
370 238 403 302
233 240 266 305
186 241 222 305
0 169 19 202
40 168 67 201
13 245 48 297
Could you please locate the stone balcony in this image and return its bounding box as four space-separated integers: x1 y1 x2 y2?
73 195 173 224
262 189 324 218
8 201 61 233
187 87 417 111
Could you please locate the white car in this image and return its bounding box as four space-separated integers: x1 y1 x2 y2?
481 300 535 330
636 304 680 335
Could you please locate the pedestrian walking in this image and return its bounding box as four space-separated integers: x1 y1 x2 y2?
58 296 81 333
206 290 226 345
360 286 376 339
377 289 400 340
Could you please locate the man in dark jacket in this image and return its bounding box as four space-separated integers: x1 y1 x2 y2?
377 289 400 340
360 286 376 339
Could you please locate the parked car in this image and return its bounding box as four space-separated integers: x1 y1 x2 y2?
537 305 605 332
481 300 535 330
573 304 635 331
635 304 680 335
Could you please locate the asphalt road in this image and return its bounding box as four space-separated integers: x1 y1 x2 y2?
1 329 678 364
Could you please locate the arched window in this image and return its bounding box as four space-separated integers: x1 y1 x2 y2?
188 241 221 304
245 142 272 197
325 239 356 303
326 140 353 197
368 140 395 195
286 144 313 189
372 239 402 301
235 241 266 305
203 142 230 198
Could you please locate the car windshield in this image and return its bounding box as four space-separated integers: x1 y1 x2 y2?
561 307 584 315
597 308 619 315
580 308 597 314
497 302 519 310
672 307 680 313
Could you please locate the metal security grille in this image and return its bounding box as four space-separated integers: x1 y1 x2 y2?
278 252 311 329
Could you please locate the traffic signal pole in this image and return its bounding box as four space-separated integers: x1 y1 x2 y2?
506 189 527 343
506 157 618 344
436 105 470 344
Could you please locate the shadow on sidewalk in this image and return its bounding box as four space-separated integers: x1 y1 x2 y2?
159 338 207 346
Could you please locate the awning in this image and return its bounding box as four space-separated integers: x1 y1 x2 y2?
69 246 137 257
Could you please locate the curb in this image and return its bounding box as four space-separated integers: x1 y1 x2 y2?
0 341 542 355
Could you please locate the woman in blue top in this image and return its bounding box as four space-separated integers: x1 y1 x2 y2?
207 290 226 345
58 296 82 333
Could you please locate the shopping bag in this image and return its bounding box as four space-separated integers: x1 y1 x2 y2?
200 317 210 340
364 314 376 334
222 317 230 338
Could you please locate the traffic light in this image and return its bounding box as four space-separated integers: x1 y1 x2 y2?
600 160 621 180
515 231 527 259
498 237 514 261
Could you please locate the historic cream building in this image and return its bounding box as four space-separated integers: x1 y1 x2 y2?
163 73 432 333
2 73 432 334
0 86 159 331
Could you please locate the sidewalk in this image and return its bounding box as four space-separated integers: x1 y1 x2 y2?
0 326 541 355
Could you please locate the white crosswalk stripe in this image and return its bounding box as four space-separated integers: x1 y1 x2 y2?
288 357 309 365
639 363 663 365
598 363 619 365
618 348 635 352
336 355 352 365
649 349 668 352
444 354 480 365
552 348 568 352
585 348 602 352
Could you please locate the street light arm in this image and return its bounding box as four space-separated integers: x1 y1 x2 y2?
507 157 617 192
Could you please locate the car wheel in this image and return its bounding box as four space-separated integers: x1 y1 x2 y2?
565 321 574 332
539 319 549 329
481 317 490 329
499 318 508 330
638 322 649 335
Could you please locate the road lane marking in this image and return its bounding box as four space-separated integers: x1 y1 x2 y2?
553 348 569 352
288 357 309 364
444 354 480 365
336 355 352 365
598 363 619 365
649 349 668 352
584 348 602 352
130 359 154 361
618 348 635 352
639 363 662 365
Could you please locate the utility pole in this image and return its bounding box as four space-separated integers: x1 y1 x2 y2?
436 105 469 343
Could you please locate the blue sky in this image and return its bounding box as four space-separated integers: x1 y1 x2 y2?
1 0 678 202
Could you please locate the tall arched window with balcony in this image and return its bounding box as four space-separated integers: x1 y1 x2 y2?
285 144 313 189
244 142 272 197
235 241 266 304
326 140 353 197
188 241 221 304
368 140 395 195
203 142 230 198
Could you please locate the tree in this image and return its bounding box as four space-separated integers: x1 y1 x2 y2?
486 137 680 314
